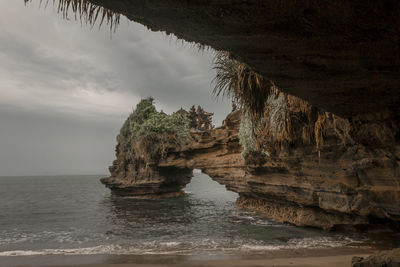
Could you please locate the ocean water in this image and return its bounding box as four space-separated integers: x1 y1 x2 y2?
0 173 365 257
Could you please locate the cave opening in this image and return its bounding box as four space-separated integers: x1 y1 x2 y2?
1 1 400 265
184 169 239 202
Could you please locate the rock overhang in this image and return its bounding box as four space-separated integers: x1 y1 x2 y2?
84 0 400 118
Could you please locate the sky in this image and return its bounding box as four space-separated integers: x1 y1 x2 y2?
0 0 231 176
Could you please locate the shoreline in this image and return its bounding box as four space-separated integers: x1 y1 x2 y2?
0 247 373 267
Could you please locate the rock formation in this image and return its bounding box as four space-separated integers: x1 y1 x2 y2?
101 138 192 198
352 248 400 267
101 98 193 198
102 91 399 230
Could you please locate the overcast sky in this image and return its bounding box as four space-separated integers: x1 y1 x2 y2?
0 0 231 176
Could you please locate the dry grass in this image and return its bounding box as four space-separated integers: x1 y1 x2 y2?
212 53 352 158
257 88 352 156
212 51 272 122
24 0 120 31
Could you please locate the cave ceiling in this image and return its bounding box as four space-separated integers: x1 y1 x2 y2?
87 0 400 117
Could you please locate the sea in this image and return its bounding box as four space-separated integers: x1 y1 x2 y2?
0 172 377 265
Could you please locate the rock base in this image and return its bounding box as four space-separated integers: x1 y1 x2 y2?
352 249 400 267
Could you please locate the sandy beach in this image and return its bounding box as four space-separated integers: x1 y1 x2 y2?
0 247 373 267
46 255 367 267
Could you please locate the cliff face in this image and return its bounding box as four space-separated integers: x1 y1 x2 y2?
235 108 400 230
102 101 400 230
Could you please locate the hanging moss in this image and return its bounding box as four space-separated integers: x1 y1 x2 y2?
212 52 347 163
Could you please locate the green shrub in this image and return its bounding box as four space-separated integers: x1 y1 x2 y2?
118 98 190 160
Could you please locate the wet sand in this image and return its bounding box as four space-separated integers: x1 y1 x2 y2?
0 247 373 267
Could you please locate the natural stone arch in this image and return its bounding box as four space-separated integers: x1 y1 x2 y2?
101 110 243 198
102 101 400 231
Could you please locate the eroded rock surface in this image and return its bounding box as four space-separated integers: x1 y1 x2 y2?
352 248 400 267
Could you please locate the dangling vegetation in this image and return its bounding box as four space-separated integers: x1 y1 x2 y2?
238 110 257 159
118 98 190 161
24 0 120 31
212 51 274 159
212 51 272 123
212 51 347 161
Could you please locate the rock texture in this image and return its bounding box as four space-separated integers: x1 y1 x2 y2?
102 104 400 230
101 141 193 198
87 0 400 118
352 248 400 267
101 110 242 198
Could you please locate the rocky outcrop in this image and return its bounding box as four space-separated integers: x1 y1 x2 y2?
101 110 242 198
352 248 400 267
100 131 194 198
87 0 400 118
102 101 400 230
101 144 192 198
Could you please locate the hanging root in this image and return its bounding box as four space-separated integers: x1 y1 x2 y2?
212 51 353 160
24 0 120 31
212 51 272 123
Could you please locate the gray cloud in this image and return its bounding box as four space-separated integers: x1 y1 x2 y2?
0 107 121 176
0 0 231 176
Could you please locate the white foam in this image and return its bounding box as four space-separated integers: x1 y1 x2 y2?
160 242 181 247
0 236 362 257
241 245 282 251
0 245 139 257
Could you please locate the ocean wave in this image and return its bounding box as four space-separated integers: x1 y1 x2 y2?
0 243 196 257
238 236 362 251
0 245 132 257
0 230 109 247
0 236 363 257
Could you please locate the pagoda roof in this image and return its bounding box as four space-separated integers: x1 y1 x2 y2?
175 107 189 116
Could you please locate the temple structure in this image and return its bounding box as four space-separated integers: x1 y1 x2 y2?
175 106 214 131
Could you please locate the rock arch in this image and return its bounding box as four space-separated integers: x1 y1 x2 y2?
102 107 400 230
101 110 243 198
